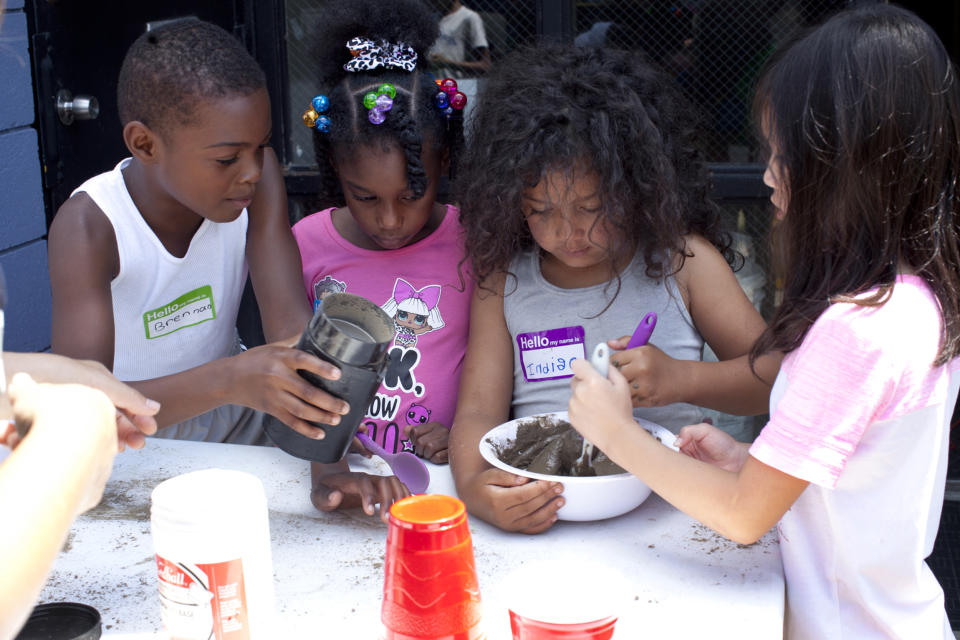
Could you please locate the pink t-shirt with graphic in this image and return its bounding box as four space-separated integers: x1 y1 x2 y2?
292 206 472 455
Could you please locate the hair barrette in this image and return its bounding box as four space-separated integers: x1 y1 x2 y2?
345 37 417 73
302 94 331 131
434 77 467 118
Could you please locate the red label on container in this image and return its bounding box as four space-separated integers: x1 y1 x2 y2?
156 554 250 640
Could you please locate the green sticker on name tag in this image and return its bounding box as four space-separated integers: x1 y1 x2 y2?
142 285 217 339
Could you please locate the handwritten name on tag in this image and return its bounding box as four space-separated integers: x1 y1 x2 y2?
142 285 217 340
517 326 586 382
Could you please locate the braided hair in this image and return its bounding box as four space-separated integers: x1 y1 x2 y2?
310 0 464 209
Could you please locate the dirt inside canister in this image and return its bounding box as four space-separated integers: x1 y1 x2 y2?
492 415 627 477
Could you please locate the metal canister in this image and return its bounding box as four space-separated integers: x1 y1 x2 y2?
265 292 394 462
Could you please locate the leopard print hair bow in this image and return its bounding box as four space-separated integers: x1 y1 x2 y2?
344 37 418 73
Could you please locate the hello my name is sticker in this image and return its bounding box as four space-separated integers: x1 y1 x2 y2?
517 326 586 382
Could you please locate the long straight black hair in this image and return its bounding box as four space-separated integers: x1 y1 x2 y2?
751 4 960 366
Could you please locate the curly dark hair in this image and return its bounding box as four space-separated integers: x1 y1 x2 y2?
455 44 733 291
750 4 960 366
309 0 464 208
117 19 265 134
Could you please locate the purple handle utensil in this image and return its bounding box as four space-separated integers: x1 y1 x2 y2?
356 431 430 495
625 312 658 349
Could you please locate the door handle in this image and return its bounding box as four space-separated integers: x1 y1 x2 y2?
56 89 100 126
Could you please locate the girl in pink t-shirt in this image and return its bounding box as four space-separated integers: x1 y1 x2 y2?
569 5 960 638
291 0 470 521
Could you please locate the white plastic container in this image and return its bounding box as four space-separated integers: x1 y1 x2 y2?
151 469 275 639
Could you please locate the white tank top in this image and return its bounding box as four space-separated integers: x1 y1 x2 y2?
73 158 248 381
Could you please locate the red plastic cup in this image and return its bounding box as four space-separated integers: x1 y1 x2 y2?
509 611 617 639
504 558 624 640
382 494 484 640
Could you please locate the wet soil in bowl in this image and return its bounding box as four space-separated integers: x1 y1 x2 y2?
493 415 627 477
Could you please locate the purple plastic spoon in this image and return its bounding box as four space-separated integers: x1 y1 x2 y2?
356 432 430 495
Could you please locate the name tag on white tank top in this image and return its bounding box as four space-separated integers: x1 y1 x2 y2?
143 285 217 340
517 326 586 382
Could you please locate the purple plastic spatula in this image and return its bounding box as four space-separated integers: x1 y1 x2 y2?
356 432 430 495
625 312 658 350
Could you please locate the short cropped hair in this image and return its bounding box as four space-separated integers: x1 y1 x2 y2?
117 19 266 134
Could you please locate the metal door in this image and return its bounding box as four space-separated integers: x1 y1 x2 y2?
28 1 246 224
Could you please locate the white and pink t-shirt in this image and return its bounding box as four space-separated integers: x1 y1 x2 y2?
292 206 472 455
751 275 959 639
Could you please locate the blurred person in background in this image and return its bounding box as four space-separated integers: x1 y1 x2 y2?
429 0 490 130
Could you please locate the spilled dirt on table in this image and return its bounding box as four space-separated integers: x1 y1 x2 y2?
86 477 166 521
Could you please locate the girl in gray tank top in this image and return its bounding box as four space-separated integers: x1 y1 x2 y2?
450 44 775 533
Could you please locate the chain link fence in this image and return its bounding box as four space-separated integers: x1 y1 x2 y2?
285 0 854 163
284 1 327 169
574 0 854 163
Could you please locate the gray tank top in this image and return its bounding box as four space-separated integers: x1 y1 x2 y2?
504 250 704 433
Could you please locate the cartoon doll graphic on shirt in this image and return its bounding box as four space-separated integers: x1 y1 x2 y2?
381 278 446 347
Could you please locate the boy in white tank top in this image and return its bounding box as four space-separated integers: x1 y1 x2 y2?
47 20 349 447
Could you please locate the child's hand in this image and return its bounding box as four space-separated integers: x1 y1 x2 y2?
403 422 450 463
605 338 686 408
675 423 749 472
76 362 160 451
459 467 564 534
568 358 635 454
7 373 118 515
229 343 350 439
311 471 410 523
2 353 160 451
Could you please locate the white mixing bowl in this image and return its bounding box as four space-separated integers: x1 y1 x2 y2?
479 411 676 522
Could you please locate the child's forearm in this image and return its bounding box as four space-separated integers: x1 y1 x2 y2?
449 411 500 491
601 415 799 544
258 292 312 345
0 384 116 639
0 434 102 638
125 358 233 428
245 148 313 345
681 352 782 416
